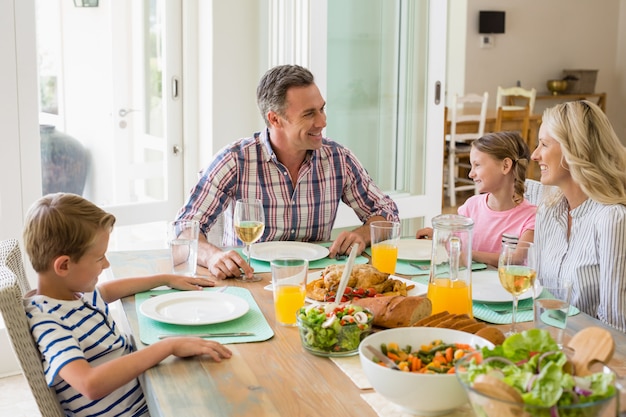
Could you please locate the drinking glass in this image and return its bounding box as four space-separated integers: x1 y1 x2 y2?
234 198 265 282
498 241 536 336
370 221 401 274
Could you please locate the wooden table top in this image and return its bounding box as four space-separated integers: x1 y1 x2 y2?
108 248 626 417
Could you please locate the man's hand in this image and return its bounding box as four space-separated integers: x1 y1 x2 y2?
207 250 254 280
328 230 367 258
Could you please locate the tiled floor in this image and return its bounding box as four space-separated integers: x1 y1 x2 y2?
0 374 41 417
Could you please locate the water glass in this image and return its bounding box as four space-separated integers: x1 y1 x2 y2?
168 220 199 276
370 221 401 274
533 278 573 346
271 258 308 326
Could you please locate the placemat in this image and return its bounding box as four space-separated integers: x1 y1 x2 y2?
134 287 274 345
330 356 372 390
361 392 473 417
472 289 580 324
235 242 369 273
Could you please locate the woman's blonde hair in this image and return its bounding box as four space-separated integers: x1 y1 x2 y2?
471 131 531 205
542 100 626 205
23 193 116 272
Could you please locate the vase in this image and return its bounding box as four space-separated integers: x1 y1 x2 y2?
40 124 90 196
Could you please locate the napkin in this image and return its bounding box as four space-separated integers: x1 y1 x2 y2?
330 356 372 389
360 392 473 417
134 287 274 345
235 242 369 273
473 288 580 324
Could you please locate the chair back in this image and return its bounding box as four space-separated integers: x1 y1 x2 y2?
444 92 489 206
0 239 64 417
448 92 489 149
496 86 537 114
494 105 531 142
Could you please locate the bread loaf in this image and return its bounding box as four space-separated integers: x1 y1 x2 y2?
411 310 506 345
351 296 432 328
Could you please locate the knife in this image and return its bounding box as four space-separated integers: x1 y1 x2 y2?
158 332 254 339
365 345 401 370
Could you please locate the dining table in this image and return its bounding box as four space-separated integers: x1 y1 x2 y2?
106 246 626 417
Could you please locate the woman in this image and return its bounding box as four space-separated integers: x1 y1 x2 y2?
532 100 626 332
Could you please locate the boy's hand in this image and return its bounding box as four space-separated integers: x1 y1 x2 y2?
165 337 232 362
166 274 216 291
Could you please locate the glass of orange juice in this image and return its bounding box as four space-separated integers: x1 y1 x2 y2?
370 221 401 274
270 258 308 326
427 214 474 317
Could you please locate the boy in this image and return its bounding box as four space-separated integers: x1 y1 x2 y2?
23 193 232 416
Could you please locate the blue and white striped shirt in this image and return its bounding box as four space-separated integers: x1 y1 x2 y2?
176 128 399 247
535 197 626 332
25 289 148 417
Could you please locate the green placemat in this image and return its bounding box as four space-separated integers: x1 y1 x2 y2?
473 289 580 324
235 242 369 273
135 287 274 345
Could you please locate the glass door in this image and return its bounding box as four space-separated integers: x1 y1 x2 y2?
35 0 183 236
271 0 446 231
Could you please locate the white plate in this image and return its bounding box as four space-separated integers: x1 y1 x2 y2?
397 239 432 261
248 241 330 262
140 292 249 325
471 269 537 303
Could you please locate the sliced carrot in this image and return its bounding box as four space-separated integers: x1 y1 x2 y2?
445 346 454 363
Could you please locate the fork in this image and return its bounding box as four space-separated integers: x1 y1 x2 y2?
489 305 533 314
409 262 430 271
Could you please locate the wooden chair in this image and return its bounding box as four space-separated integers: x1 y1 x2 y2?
496 86 537 114
0 239 64 417
444 92 489 207
494 105 531 143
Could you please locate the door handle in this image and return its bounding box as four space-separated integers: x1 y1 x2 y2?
119 108 139 117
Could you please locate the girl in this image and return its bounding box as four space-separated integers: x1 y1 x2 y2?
417 131 536 266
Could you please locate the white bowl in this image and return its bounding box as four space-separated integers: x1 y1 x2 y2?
359 327 494 416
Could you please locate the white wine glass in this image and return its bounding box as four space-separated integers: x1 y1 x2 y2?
234 198 265 282
498 241 536 336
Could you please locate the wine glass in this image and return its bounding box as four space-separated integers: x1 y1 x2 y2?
498 241 536 335
234 198 265 282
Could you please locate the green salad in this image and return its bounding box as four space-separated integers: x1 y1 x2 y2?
459 329 616 415
297 303 373 355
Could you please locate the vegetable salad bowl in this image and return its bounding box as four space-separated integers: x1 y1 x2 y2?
359 327 494 416
455 329 618 417
297 303 373 357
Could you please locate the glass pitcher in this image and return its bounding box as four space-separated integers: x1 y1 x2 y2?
427 214 474 317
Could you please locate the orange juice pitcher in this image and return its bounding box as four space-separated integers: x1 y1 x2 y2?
427 214 474 317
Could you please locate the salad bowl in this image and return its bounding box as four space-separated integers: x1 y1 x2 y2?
455 329 618 417
296 303 373 357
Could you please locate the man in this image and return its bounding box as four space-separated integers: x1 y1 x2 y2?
176 64 399 279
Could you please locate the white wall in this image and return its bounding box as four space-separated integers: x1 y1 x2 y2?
448 0 626 143
194 1 266 175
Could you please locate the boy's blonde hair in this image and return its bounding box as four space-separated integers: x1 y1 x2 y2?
23 193 116 272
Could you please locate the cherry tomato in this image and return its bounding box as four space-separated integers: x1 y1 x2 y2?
367 288 377 296
344 287 353 295
353 288 365 296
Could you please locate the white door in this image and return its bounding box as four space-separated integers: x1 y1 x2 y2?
271 0 446 232
36 0 183 229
